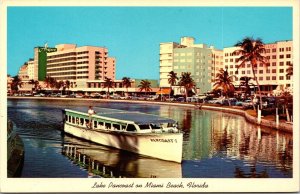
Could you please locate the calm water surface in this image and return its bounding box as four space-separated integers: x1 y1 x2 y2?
8 99 293 178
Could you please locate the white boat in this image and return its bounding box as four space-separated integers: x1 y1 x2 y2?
62 107 183 163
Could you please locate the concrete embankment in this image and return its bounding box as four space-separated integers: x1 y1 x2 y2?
8 96 293 133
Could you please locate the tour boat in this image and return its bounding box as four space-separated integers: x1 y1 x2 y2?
62 107 183 163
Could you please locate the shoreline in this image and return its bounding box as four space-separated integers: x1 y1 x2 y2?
7 96 293 133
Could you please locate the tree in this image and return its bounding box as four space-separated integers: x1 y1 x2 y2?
178 72 196 102
168 71 178 100
239 76 254 98
28 79 35 94
11 75 23 94
104 77 114 99
234 37 267 109
64 80 71 95
138 80 152 95
122 77 131 97
56 80 64 94
213 68 235 105
279 90 293 122
45 76 57 92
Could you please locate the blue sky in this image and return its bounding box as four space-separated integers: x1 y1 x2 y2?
7 7 292 79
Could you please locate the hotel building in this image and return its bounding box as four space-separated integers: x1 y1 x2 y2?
46 44 115 87
160 37 220 94
224 40 293 94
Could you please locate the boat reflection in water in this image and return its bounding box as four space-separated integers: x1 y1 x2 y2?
62 135 182 178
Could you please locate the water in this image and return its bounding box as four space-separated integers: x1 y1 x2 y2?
7 99 293 178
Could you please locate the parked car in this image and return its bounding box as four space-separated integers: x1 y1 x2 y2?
242 99 253 109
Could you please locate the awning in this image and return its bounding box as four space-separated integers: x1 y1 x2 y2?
156 88 171 95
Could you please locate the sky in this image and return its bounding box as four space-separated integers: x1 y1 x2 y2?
7 6 292 79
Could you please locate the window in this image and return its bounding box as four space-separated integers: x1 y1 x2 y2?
259 77 263 81
247 70 251 74
286 84 291 87
286 75 291 80
266 56 270 59
279 55 284 59
230 59 233 62
259 70 263 74
286 61 291 66
272 69 276 73
230 65 233 68
266 76 270 80
286 54 291 58
259 63 263 67
266 49 270 53
279 76 284 80
126 124 136 132
225 59 228 62
286 47 291 51
272 76 276 80
266 69 270 73
280 69 284 73
279 48 284 52
280 62 284 66
272 48 276 52
272 55 276 59
242 71 245 74
247 64 251 68
272 62 276 66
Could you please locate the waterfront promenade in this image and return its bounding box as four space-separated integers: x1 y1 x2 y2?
8 96 293 133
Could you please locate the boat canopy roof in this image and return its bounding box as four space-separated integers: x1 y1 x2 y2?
65 107 176 125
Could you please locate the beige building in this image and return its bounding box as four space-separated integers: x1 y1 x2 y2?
46 44 116 86
18 64 29 80
224 40 293 94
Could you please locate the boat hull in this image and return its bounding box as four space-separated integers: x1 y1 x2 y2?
64 123 183 163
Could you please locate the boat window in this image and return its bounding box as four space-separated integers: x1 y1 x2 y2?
68 115 71 122
98 121 104 128
94 121 98 128
65 114 68 122
167 123 174 127
126 124 136 132
139 124 150 130
80 118 84 125
72 117 75 124
150 124 161 129
105 122 111 130
112 124 120 130
76 117 79 125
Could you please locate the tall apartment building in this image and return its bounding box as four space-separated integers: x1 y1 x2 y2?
160 37 220 94
46 44 115 87
224 40 293 93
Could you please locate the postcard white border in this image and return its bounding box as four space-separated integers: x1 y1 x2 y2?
1 0 299 192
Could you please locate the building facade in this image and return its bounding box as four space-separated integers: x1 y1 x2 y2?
224 40 293 94
159 37 220 94
46 44 115 85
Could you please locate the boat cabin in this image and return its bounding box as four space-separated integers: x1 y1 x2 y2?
63 108 179 134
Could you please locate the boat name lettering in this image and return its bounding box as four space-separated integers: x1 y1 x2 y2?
150 138 177 143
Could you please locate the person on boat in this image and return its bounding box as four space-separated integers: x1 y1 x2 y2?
88 106 96 128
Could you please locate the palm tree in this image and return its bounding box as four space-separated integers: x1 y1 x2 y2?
64 80 71 95
45 76 57 93
213 68 235 105
28 79 35 94
122 77 131 97
239 76 254 98
56 80 64 94
234 37 267 109
168 71 178 100
104 77 114 99
279 90 293 122
138 80 152 95
11 75 23 94
178 72 196 102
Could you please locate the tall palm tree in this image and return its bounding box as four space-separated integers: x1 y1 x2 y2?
138 80 152 95
239 76 254 98
104 77 114 99
45 76 57 92
168 71 178 100
122 77 131 97
11 75 23 94
178 72 196 102
234 37 267 109
213 68 235 105
56 80 64 94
